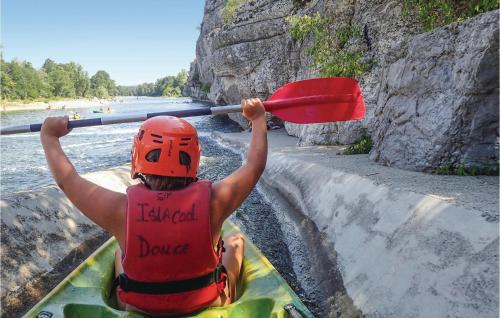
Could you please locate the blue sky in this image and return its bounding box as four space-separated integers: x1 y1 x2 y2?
2 1 205 85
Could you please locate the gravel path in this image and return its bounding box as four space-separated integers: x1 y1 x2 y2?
195 115 320 316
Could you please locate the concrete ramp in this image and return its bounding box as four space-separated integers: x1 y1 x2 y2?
1 165 135 317
215 129 499 318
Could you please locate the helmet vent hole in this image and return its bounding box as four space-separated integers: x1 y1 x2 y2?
181 137 191 141
151 133 162 139
153 140 163 144
138 130 145 141
179 143 188 146
146 149 161 162
179 151 191 172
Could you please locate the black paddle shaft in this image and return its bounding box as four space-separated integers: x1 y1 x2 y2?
1 107 221 135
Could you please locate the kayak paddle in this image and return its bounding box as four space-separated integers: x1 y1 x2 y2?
0 77 365 135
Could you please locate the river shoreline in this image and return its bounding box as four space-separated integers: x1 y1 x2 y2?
0 96 198 113
0 98 113 113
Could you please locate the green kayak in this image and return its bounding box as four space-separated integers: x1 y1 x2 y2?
24 221 313 318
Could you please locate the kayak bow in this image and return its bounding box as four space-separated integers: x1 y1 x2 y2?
23 221 313 318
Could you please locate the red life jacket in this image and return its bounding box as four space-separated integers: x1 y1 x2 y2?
118 180 226 316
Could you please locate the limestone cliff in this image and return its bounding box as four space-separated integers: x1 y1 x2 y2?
185 0 499 171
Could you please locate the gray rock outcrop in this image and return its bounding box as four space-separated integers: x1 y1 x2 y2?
185 0 303 125
185 0 499 171
370 11 499 170
183 61 210 101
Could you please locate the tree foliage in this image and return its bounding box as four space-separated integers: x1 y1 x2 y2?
1 58 189 101
1 58 115 101
90 70 116 98
116 70 188 97
2 59 49 99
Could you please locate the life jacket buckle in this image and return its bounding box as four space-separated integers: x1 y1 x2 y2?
214 264 227 284
118 273 130 292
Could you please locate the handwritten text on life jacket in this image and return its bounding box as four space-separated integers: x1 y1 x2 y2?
136 203 197 224
137 235 190 257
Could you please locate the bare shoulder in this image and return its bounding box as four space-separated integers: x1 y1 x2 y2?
210 182 227 243
67 176 128 247
111 192 128 249
210 181 230 229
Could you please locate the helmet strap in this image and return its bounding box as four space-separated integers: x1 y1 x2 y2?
138 174 150 189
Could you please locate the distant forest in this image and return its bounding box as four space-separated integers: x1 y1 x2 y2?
116 70 188 97
1 58 188 101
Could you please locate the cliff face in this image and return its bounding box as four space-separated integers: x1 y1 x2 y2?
368 11 499 170
185 0 499 171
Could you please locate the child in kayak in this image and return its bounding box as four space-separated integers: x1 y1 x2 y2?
40 98 268 316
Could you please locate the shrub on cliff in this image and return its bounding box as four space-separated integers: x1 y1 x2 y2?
403 0 499 31
341 129 373 155
286 14 371 79
222 0 248 23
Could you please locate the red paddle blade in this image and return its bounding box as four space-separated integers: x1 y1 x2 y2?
264 77 365 124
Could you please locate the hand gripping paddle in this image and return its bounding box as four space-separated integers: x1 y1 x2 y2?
0 77 365 135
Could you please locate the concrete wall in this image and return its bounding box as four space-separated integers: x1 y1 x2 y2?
1 165 135 316
215 130 499 318
264 155 498 317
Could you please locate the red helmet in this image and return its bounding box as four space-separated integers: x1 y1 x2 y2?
131 116 200 179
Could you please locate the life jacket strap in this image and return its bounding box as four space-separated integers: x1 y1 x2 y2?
119 264 227 295
216 238 226 257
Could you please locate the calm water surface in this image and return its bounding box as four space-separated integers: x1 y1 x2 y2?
0 97 208 194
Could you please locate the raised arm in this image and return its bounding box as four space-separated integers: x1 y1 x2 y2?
211 98 268 228
40 116 126 243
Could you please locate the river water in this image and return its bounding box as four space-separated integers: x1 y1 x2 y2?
1 97 326 317
0 98 208 194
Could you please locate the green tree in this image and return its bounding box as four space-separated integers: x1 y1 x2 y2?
37 70 52 98
116 85 137 96
176 69 188 84
95 86 109 98
1 60 16 99
67 63 90 97
49 66 75 97
162 85 181 97
7 61 26 99
2 57 119 101
90 70 115 97
136 82 155 96
21 61 46 99
42 58 57 74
